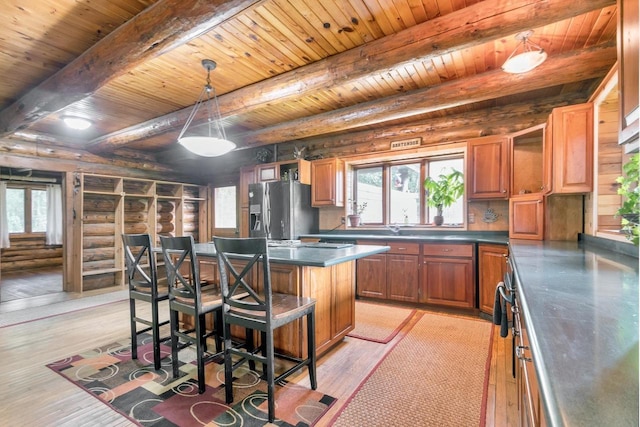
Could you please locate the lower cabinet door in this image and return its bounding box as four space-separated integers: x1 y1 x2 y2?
420 257 474 308
356 254 387 298
386 254 419 302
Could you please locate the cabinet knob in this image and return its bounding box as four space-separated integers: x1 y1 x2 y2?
442 248 451 252
502 189 507 193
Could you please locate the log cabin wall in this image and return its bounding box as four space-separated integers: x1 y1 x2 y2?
0 235 62 273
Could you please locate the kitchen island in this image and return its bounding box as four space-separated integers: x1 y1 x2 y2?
194 242 390 358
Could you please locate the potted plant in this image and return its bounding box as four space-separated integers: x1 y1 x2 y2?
615 153 639 246
423 168 464 226
348 201 367 227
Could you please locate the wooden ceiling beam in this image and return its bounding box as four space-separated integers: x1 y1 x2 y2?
0 0 260 137
234 42 616 147
291 93 589 158
86 0 615 152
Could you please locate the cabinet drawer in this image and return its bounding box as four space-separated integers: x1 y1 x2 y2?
422 243 473 258
387 242 420 255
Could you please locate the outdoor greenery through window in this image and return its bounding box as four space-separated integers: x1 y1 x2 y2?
6 186 48 233
214 186 237 229
352 156 464 226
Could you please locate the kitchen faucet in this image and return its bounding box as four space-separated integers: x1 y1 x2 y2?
385 224 400 235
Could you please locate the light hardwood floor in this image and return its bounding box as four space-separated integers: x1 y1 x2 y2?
0 294 517 426
0 266 63 302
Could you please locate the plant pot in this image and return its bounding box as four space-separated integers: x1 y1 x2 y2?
348 215 361 227
433 215 444 226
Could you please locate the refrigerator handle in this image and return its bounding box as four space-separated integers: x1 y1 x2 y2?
264 184 271 236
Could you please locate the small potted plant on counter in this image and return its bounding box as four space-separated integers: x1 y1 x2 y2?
423 168 464 226
615 153 639 246
348 201 367 227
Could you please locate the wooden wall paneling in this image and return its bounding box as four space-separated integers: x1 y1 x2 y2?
545 195 584 241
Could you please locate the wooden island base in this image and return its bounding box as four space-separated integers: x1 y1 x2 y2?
196 257 356 359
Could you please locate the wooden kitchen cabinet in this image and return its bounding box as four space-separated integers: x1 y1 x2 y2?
356 253 387 298
420 243 475 308
550 103 594 194
515 300 547 427
467 136 510 199
478 244 508 314
256 159 310 184
356 240 419 302
386 243 419 302
618 0 639 149
511 124 550 195
311 158 344 207
509 194 544 240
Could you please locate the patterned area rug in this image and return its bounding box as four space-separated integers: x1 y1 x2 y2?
333 312 493 426
347 301 416 343
47 334 335 427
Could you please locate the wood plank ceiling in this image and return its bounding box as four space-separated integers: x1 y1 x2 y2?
0 0 618 181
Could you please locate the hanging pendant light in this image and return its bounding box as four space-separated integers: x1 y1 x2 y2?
501 30 547 74
178 59 236 157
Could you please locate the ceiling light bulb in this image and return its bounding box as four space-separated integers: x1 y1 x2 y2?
63 116 92 130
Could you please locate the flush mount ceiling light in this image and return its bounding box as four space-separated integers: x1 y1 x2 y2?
178 59 236 157
62 115 92 130
501 30 547 74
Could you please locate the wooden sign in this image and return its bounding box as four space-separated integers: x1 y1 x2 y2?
390 137 421 150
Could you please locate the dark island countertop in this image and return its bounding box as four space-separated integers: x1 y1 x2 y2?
509 239 639 426
301 231 509 245
193 243 390 267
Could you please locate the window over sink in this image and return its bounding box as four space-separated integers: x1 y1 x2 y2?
351 155 465 227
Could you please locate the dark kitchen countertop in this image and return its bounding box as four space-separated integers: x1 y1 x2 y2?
508 239 639 426
193 243 390 267
301 230 509 245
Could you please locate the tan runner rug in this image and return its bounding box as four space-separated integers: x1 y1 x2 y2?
332 312 493 426
347 301 416 343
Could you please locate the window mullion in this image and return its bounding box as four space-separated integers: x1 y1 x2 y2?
25 188 33 233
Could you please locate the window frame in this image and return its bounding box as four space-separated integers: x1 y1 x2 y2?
350 153 466 228
6 183 48 236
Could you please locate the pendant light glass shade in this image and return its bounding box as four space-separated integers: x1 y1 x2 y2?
502 30 547 74
178 59 236 157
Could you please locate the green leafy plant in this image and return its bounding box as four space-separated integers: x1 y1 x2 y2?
423 168 464 222
615 153 639 246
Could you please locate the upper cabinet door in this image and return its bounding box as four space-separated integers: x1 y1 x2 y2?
467 136 509 199
618 0 639 149
551 103 594 194
311 158 344 207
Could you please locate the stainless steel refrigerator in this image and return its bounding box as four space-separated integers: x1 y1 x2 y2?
248 181 318 240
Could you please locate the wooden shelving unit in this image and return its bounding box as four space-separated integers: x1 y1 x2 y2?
74 174 208 292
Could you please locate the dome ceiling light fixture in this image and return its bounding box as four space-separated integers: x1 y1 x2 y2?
501 30 547 74
62 115 92 130
178 59 236 157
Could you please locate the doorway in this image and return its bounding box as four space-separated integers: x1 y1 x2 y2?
0 167 65 304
